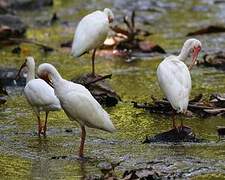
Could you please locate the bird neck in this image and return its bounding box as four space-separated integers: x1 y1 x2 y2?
26 63 35 84
177 44 191 61
48 67 63 86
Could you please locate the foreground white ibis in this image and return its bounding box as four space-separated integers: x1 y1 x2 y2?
157 38 202 128
37 63 116 157
71 8 114 76
16 57 61 136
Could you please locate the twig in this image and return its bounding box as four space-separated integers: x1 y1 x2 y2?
8 38 56 51
85 74 112 85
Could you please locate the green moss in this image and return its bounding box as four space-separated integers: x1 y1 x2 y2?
193 173 225 180
0 154 31 179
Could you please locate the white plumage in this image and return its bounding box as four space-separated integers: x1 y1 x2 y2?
17 57 61 136
24 79 61 113
157 38 202 128
37 63 115 157
56 81 115 132
71 8 114 75
157 56 191 113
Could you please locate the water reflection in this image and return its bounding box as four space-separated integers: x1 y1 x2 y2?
30 138 93 179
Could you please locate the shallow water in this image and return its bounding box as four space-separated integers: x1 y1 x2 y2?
1 0 225 179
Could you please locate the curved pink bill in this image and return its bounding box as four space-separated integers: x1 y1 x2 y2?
15 62 26 80
108 16 113 23
38 73 54 88
188 46 201 70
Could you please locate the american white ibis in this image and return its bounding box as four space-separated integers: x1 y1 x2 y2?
16 57 61 136
71 8 114 76
157 38 202 128
37 63 116 157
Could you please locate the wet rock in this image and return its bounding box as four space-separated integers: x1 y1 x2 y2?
1 0 53 10
0 96 7 104
34 12 60 27
72 73 121 107
122 167 162 180
198 51 225 70
51 155 67 160
187 25 225 36
65 128 73 133
11 46 21 54
217 126 225 140
143 127 203 143
0 14 26 43
60 40 72 48
97 162 116 179
0 68 25 86
50 12 59 25
0 79 7 104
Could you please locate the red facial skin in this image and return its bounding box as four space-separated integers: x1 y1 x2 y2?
189 46 201 70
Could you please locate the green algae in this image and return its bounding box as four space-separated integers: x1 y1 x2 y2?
0 154 31 179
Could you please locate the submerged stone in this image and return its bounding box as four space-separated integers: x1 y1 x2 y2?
123 167 162 180
143 126 203 143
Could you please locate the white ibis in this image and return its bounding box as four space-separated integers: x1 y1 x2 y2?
37 63 116 157
157 38 202 128
71 8 114 76
16 57 61 136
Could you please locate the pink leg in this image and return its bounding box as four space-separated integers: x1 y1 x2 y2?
79 126 86 158
43 112 49 136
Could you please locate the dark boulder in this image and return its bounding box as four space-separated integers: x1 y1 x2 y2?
143 127 203 143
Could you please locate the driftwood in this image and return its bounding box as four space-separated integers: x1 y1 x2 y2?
9 38 54 52
187 25 225 36
132 93 225 117
104 11 166 56
72 73 121 107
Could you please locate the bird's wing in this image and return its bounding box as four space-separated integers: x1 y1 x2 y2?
157 57 191 112
24 79 60 108
71 11 109 57
60 89 115 132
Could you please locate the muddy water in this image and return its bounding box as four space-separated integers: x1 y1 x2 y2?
1 0 225 179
